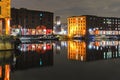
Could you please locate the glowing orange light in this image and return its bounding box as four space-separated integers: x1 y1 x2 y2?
5 18 10 35
4 65 10 80
68 41 86 61
68 16 86 38
94 29 99 35
0 66 2 78
94 41 100 46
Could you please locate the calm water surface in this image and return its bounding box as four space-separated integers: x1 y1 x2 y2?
1 40 120 80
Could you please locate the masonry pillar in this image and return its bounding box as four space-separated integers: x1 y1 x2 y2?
5 18 10 35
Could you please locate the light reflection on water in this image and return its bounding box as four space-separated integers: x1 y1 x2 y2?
16 40 120 62
0 40 120 80
67 40 120 61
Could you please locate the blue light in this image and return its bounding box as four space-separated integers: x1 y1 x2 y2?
88 45 92 49
40 59 43 66
40 13 43 16
88 28 92 32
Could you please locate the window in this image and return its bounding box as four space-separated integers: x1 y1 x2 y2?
40 13 43 16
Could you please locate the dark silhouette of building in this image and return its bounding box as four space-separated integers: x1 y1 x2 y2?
11 8 54 30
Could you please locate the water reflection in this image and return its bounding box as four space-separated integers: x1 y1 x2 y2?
0 41 54 80
68 40 86 61
53 41 67 54
1 40 120 80
13 41 53 70
18 41 53 52
68 40 120 61
0 51 13 80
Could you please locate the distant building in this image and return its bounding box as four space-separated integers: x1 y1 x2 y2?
55 16 61 25
11 8 53 29
53 16 67 35
53 23 67 35
67 15 120 38
11 8 54 35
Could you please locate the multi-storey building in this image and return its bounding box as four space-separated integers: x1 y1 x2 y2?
67 16 86 38
55 16 61 25
67 15 120 38
0 0 11 35
11 8 53 35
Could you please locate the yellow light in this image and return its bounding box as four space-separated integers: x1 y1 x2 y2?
67 16 86 38
0 0 11 18
0 66 2 78
5 18 10 35
4 64 10 80
0 0 11 35
68 41 86 61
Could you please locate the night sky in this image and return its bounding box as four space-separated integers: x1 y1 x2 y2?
11 0 120 22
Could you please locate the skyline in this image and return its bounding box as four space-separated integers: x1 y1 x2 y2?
11 0 120 22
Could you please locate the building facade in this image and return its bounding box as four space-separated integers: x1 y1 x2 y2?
55 16 61 25
0 0 11 35
67 15 120 38
11 8 54 35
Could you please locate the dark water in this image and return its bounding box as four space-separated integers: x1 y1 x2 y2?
1 40 120 80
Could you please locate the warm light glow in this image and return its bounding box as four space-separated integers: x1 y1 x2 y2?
0 20 2 35
68 40 86 61
5 18 10 35
67 16 86 38
0 66 2 78
32 29 36 35
4 65 10 80
0 0 11 18
0 0 11 35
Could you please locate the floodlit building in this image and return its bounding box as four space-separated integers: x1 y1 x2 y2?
67 15 120 38
0 0 11 35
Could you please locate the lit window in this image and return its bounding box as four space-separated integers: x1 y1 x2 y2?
40 13 43 16
81 18 83 20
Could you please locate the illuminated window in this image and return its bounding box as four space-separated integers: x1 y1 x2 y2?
40 13 43 16
81 18 83 20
